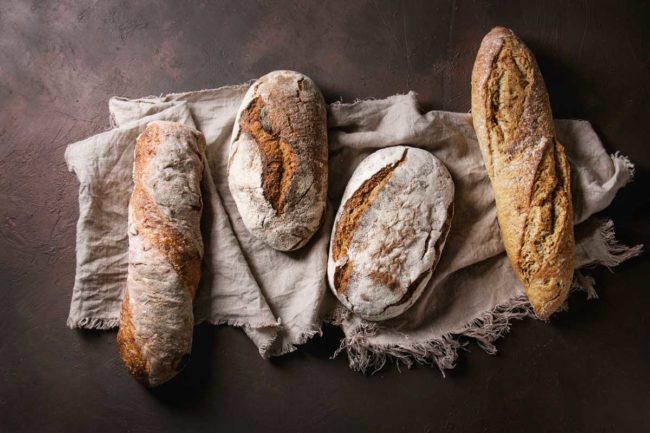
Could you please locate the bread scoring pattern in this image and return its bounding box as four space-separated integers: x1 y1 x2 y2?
471 27 575 318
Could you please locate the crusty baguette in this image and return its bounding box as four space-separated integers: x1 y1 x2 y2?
228 70 328 251
471 27 574 319
117 121 205 386
327 146 454 321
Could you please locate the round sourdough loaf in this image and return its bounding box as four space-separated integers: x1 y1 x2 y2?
327 146 454 321
228 70 328 251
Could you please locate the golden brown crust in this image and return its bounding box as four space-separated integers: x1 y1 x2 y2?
132 124 202 295
471 27 575 319
239 97 298 215
116 291 150 386
130 189 201 296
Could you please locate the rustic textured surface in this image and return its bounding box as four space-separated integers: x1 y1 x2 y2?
239 98 297 215
331 150 406 295
471 27 575 318
328 146 454 321
228 70 328 251
1 1 649 431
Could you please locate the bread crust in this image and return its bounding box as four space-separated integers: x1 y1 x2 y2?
228 70 328 251
327 146 454 321
471 27 575 319
117 121 205 386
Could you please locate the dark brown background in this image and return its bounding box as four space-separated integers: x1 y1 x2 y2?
1 1 648 432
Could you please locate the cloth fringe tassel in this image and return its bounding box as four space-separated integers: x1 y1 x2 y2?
66 316 120 330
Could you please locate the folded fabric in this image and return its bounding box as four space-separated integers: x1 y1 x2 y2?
65 85 642 371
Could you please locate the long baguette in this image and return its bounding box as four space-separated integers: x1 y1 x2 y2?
471 27 575 319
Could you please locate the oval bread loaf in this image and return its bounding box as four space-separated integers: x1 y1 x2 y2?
228 70 328 251
117 121 205 387
471 27 575 319
327 146 454 321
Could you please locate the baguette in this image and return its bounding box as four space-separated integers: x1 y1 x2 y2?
228 70 328 251
471 27 575 319
327 146 454 321
117 121 205 386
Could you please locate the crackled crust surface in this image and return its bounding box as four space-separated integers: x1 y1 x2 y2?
117 121 205 386
327 146 454 321
471 27 575 318
228 70 328 251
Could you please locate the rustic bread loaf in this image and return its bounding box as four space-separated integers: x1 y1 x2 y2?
471 27 575 319
228 70 328 251
117 121 205 387
327 146 454 321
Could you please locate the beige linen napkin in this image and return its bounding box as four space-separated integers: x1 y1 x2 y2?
65 84 641 370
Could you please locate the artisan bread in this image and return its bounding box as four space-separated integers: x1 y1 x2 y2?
117 121 205 387
327 146 454 321
471 27 575 319
228 70 328 251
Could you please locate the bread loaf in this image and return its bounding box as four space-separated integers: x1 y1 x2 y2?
327 146 454 321
228 70 328 251
471 27 575 319
117 121 205 386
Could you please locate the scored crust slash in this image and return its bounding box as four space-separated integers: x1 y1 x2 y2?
332 149 408 295
239 97 298 215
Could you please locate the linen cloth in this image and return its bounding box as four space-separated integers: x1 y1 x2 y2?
65 84 641 369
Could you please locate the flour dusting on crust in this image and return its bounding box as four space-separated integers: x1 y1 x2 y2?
328 146 454 321
228 70 328 251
